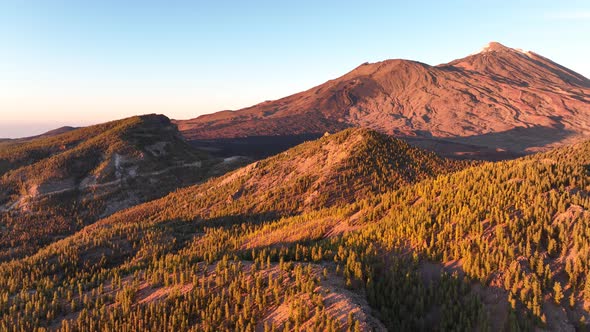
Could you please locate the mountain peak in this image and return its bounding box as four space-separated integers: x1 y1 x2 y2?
177 42 590 156
476 41 530 55
480 41 509 52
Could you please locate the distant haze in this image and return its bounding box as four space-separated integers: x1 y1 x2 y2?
0 123 82 139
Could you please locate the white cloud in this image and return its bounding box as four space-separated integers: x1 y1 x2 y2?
546 11 590 20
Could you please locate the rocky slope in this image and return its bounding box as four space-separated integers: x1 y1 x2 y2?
176 42 590 159
0 114 245 260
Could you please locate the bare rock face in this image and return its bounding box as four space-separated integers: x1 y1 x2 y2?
176 42 590 158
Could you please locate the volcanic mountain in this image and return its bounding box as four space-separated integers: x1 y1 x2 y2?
176 42 590 159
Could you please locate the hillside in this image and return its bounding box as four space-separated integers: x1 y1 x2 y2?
2 128 590 330
132 128 469 224
0 132 587 330
0 114 246 260
326 138 590 330
0 127 470 331
176 42 590 159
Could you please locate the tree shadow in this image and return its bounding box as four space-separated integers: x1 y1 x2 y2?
405 124 577 160
188 124 578 162
444 124 576 152
189 134 323 159
403 136 525 161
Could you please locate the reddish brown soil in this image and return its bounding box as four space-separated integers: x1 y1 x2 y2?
176 42 590 156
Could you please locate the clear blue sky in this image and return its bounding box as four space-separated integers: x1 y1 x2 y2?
1 0 589 137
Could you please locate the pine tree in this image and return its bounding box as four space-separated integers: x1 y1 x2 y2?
553 281 564 304
584 277 590 303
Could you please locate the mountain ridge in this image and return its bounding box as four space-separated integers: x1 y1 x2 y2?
176 42 590 158
114 127 469 226
0 114 246 260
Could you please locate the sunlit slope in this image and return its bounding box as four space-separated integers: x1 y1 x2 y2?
0 114 240 260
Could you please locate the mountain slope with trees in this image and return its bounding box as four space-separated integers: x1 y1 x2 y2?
119 127 469 226
0 129 588 330
0 114 245 261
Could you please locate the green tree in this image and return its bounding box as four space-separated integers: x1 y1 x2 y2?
553 282 563 304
